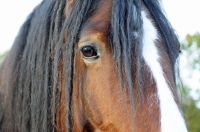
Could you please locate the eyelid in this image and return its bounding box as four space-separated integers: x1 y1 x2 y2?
78 41 101 53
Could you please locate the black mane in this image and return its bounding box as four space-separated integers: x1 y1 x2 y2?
0 0 179 131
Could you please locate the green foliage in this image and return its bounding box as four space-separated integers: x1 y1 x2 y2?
185 33 200 48
181 33 200 132
0 53 6 64
183 100 200 132
181 33 200 70
182 85 200 132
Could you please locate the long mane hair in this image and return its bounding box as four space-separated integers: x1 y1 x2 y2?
0 0 180 131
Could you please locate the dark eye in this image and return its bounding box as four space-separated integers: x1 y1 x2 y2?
80 45 99 59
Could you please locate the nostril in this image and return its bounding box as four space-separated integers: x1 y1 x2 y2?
83 122 94 132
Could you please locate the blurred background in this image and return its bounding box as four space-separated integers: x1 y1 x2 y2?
0 0 200 131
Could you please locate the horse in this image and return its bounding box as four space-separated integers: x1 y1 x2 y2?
0 0 188 131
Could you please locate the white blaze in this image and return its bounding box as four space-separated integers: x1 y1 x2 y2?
141 11 188 132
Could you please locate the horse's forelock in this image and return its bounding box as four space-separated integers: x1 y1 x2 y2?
110 0 144 106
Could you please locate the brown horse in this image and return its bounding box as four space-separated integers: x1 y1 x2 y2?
0 0 188 131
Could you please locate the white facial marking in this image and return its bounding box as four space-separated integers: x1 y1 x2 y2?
141 11 188 132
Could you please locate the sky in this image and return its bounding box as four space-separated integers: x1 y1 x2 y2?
162 0 200 39
0 0 42 53
0 0 200 97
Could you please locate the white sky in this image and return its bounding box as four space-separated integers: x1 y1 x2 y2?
0 0 199 96
162 0 200 39
0 0 42 53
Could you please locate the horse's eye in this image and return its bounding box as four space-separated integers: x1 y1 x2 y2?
80 45 99 59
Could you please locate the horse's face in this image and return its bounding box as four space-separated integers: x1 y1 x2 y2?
0 0 188 131
71 1 157 131
73 1 134 131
